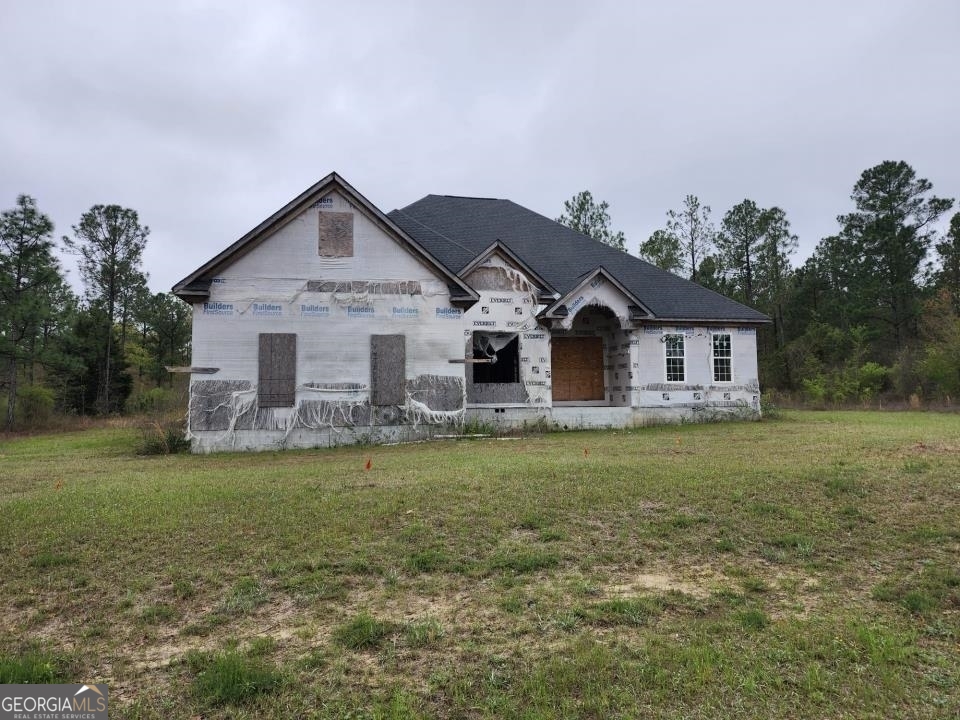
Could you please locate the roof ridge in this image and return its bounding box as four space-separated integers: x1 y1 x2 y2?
503 199 641 259
389 208 477 261
435 194 507 201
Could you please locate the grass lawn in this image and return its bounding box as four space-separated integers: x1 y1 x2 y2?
1 411 958 718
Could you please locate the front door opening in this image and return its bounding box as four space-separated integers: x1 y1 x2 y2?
551 336 604 401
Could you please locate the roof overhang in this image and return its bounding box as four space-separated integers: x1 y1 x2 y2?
642 317 772 326
171 172 479 306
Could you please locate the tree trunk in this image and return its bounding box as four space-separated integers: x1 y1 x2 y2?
100 266 117 414
102 317 113 414
6 355 17 431
27 335 36 384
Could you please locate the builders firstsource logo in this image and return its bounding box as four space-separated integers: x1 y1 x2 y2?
202 301 234 315
1 684 108 719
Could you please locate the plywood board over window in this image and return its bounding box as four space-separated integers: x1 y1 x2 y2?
371 335 405 406
259 334 297 407
318 211 354 257
552 336 604 401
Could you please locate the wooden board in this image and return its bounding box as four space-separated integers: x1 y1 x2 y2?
318 211 354 257
258 334 297 407
371 334 405 406
551 336 605 401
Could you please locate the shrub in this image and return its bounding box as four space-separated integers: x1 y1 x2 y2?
759 396 781 420
801 375 828 406
137 418 190 455
14 385 55 430
127 387 179 414
856 362 889 401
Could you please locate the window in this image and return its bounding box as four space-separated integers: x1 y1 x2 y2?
712 333 732 382
472 333 519 384
664 334 685 382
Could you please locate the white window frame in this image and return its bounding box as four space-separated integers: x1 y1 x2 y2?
663 333 686 383
711 332 733 383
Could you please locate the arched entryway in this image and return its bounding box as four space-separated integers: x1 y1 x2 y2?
551 305 624 405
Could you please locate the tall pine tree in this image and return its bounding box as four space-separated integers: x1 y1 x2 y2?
64 205 149 414
0 195 64 430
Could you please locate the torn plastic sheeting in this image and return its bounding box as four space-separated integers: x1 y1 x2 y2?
473 332 516 360
406 374 465 412
301 382 367 393
467 264 539 295
557 287 633 331
188 379 254 433
305 280 423 295
296 399 372 429
404 396 465 429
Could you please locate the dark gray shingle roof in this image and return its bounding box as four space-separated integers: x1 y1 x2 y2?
388 195 768 323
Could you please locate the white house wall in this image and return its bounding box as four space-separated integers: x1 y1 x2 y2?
188 191 468 451
631 325 760 417
461 256 551 407
221 191 436 283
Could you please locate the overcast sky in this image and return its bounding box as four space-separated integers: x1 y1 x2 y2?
2 0 958 294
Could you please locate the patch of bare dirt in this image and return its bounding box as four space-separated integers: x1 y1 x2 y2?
597 562 721 600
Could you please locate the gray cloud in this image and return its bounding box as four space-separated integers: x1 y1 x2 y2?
2 0 957 294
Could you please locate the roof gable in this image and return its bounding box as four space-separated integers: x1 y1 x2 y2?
460 241 559 302
173 173 478 305
542 266 652 324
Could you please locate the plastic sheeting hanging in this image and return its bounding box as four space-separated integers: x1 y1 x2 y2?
473 332 517 362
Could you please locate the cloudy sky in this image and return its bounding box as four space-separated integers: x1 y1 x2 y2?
2 0 958 294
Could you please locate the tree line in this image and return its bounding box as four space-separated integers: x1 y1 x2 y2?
0 196 190 430
560 160 960 404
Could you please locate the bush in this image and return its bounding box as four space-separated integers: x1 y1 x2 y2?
14 385 55 430
800 363 891 406
759 396 781 419
137 418 190 455
918 347 960 401
127 387 179 414
800 374 828 406
856 362 890 402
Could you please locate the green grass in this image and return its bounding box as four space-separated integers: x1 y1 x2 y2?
333 613 397 650
0 647 73 684
1 410 959 717
185 649 283 706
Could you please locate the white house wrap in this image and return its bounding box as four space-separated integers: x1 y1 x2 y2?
174 173 768 452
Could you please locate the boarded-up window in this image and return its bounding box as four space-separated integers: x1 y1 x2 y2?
318 211 354 257
258 334 297 407
370 335 405 406
552 336 604 401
